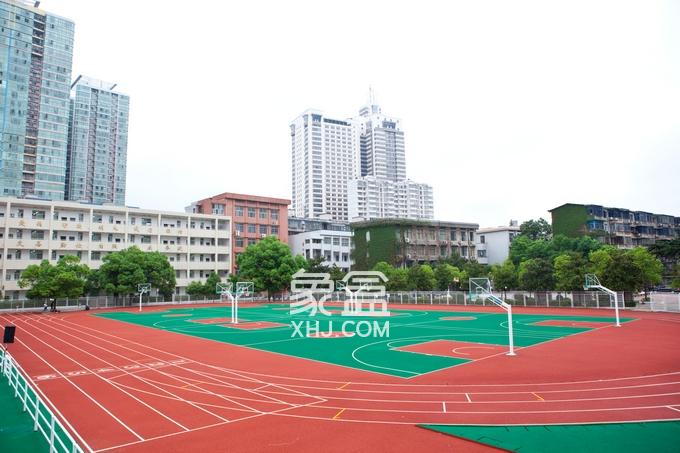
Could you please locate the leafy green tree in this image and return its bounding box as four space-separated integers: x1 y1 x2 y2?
408 264 436 290
671 265 680 290
185 281 205 297
439 254 468 269
628 247 663 290
489 260 518 290
553 252 587 291
95 246 176 298
328 265 346 282
518 258 555 291
648 239 680 262
598 251 642 291
19 256 91 299
305 256 329 274
372 262 395 279
236 236 302 299
519 218 552 240
434 263 460 291
388 268 410 291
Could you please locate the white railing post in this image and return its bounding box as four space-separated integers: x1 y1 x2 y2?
50 414 56 452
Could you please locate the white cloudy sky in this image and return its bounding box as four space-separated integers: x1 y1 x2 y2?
51 0 679 227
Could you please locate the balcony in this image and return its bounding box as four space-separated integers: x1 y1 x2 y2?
188 261 218 271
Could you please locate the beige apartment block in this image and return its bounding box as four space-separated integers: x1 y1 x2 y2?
0 197 231 299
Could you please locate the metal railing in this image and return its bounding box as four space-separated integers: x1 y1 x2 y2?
648 292 680 312
1 348 85 453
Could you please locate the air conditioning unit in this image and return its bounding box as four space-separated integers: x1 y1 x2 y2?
406 254 412 259
261 234 267 238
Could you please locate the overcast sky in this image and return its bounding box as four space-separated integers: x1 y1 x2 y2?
50 0 679 227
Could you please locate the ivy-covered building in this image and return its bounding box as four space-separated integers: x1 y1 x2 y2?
550 203 679 248
351 218 479 270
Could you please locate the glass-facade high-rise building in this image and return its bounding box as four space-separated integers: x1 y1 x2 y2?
0 0 74 200
66 75 129 205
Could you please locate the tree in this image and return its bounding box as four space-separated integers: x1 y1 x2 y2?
305 256 329 274
236 236 302 299
519 218 552 240
185 281 205 297
388 268 410 291
19 256 90 299
671 265 680 290
553 252 587 291
328 265 346 282
407 264 436 290
489 260 518 290
518 258 555 291
628 247 663 290
434 263 461 291
95 246 176 298
186 272 222 298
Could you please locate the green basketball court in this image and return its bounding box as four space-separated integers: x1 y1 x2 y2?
97 304 633 378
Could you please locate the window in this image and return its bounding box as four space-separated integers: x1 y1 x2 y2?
259 208 268 219
29 250 43 260
235 238 244 247
247 224 256 234
271 225 279 235
342 253 348 262
141 236 151 244
235 206 244 217
91 233 101 241
450 231 457 241
332 237 340 246
248 207 256 218
324 237 331 244
141 218 152 226
30 230 44 240
91 252 101 260
469 232 474 241
477 250 487 258
248 239 257 246
235 223 244 233
31 210 45 219
259 225 268 234
480 235 485 244
341 238 349 247
271 210 279 220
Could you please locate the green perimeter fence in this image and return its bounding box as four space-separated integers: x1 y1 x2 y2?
0 348 85 453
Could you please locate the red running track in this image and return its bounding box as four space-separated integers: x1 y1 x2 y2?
1 305 679 452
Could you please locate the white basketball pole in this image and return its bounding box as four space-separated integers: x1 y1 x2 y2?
139 292 142 312
507 306 515 356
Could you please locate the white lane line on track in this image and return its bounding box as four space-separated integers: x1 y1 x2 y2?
3 314 191 433
36 316 268 415
27 315 233 424
465 393 471 403
48 315 318 410
667 406 680 413
442 401 447 412
41 312 680 426
53 312 680 389
54 315 326 403
0 315 144 444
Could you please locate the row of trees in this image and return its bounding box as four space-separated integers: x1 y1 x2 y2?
18 246 176 300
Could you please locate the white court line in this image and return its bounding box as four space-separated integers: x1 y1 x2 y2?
466 393 471 402
59 312 680 395
78 310 677 389
442 401 447 412
28 315 232 424
0 315 144 444
4 314 190 433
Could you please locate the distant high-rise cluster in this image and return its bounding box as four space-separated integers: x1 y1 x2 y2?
0 0 128 205
290 95 433 222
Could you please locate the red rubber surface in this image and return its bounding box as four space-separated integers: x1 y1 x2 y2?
1 304 679 452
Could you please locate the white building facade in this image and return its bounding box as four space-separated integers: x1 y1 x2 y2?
0 197 231 299
288 217 352 272
66 75 130 205
474 224 521 265
290 110 360 221
348 177 434 221
347 101 434 221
